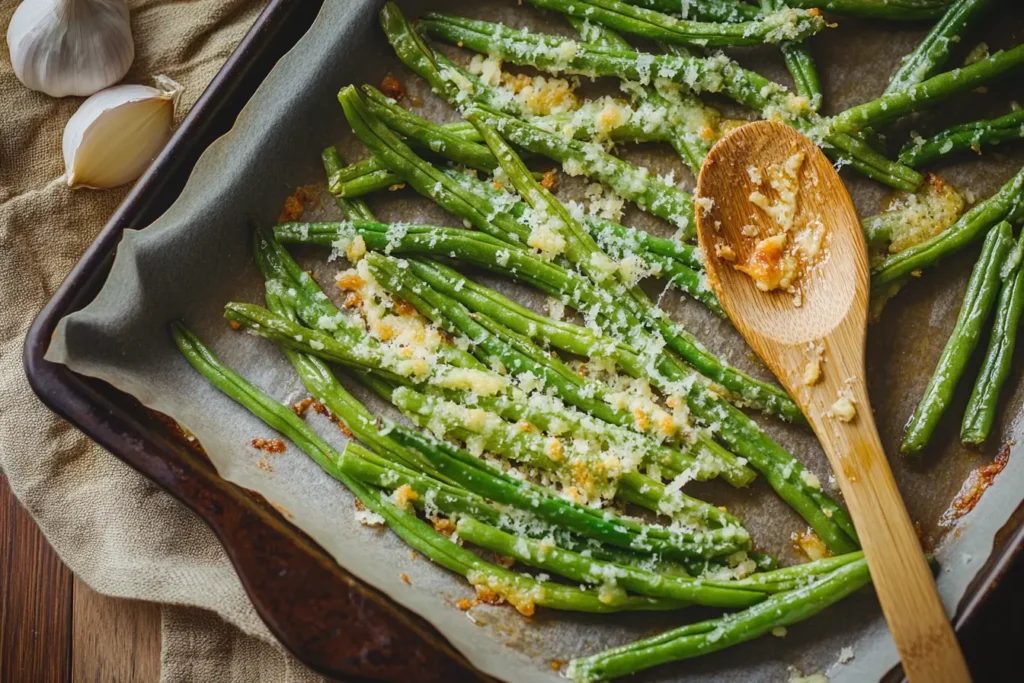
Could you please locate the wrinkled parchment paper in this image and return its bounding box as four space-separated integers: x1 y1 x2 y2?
47 1 1024 680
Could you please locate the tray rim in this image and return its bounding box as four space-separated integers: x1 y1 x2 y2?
21 0 1024 680
20 1 481 680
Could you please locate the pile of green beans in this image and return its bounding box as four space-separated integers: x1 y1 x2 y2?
901 222 1014 454
171 0 1024 676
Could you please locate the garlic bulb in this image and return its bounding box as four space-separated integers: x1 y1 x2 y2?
63 76 182 189
7 0 134 97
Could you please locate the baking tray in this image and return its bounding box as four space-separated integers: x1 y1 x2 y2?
21 1 1024 681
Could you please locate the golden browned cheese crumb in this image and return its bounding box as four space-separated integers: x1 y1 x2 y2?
550 661 566 672
343 291 363 309
256 458 274 473
399 573 412 586
737 234 793 291
456 598 474 611
432 517 457 537
474 585 505 606
393 484 419 512
228 320 241 330
394 299 417 316
544 437 564 462
632 407 649 431
276 184 320 222
336 272 365 291
380 74 405 100
539 169 558 190
493 554 516 569
251 437 286 453
292 397 315 417
715 243 736 262
792 528 831 561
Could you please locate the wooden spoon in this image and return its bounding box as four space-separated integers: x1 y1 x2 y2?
695 120 970 683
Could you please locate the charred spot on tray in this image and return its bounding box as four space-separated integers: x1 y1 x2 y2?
947 443 1012 521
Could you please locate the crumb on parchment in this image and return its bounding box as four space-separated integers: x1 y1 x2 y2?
380 73 405 100
277 184 320 223
251 437 286 453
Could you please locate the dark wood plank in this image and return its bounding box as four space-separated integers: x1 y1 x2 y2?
72 577 161 683
0 472 73 683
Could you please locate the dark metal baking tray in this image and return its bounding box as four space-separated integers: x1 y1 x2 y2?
21 1 1024 681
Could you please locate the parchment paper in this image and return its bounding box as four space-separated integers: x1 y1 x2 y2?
46 1 1024 680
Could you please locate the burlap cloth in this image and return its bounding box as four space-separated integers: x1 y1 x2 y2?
0 1 331 680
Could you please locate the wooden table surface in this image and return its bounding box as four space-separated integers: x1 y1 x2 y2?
1 468 1021 682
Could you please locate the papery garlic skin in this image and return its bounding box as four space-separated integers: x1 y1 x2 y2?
63 77 181 189
8 0 134 97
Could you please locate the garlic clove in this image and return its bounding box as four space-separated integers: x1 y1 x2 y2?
7 0 135 98
63 77 182 189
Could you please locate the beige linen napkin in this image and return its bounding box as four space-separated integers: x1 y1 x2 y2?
0 1 329 680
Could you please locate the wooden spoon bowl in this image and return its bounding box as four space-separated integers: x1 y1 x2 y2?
696 120 970 683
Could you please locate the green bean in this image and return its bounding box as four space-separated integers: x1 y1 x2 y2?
901 221 1014 455
566 558 871 681
832 45 1024 134
900 109 1024 167
962 231 1024 444
524 0 825 48
456 517 763 607
862 210 905 247
322 147 377 220
885 0 995 95
781 0 952 20
362 85 500 173
566 14 633 50
586 216 703 269
872 167 1024 293
620 0 762 23
761 0 822 110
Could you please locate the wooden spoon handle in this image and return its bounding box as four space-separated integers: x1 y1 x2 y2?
808 382 970 683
